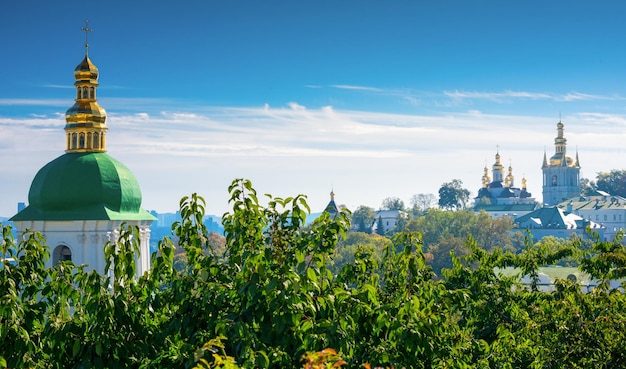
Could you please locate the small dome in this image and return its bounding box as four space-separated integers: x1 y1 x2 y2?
66 101 107 125
12 152 153 221
74 55 99 81
549 152 575 166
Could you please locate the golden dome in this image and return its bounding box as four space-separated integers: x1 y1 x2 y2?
74 55 99 82
549 152 575 167
64 22 107 153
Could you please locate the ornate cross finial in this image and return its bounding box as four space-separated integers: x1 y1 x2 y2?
81 19 92 55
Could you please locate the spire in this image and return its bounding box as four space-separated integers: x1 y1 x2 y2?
481 165 490 188
554 120 567 158
81 19 92 56
324 188 339 216
542 148 548 168
575 147 580 167
64 20 107 153
505 160 514 188
492 145 504 182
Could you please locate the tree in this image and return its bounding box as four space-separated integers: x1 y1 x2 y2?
376 215 386 236
7 179 626 368
410 193 436 215
380 197 405 211
595 169 626 197
404 209 515 276
579 177 595 196
330 232 392 274
438 179 470 210
351 205 377 233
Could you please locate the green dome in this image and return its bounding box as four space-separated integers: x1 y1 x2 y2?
12 152 154 221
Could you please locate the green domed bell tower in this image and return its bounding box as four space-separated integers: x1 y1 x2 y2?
11 21 155 275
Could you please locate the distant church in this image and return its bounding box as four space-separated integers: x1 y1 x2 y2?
473 148 537 217
10 23 154 275
542 121 581 206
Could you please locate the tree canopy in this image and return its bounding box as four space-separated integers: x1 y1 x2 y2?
350 205 376 233
3 179 626 368
405 209 516 275
438 179 471 210
595 169 626 197
380 197 405 211
410 193 436 216
580 169 626 197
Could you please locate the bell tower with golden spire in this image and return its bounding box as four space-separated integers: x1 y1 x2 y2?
11 21 155 277
492 146 504 183
64 20 108 153
542 120 581 205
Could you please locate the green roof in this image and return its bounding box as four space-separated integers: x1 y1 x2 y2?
11 152 155 221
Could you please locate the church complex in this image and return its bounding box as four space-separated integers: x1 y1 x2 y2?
7 24 626 276
474 120 626 241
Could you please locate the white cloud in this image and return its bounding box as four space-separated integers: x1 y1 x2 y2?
287 102 306 111
4 103 626 219
0 98 69 106
444 90 553 101
443 90 626 103
43 84 74 89
331 84 383 92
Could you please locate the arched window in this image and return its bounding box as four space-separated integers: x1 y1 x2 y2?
77 88 81 99
90 87 95 99
552 175 557 186
93 132 100 149
52 245 72 266
71 133 78 149
79 133 85 149
87 132 92 149
82 87 88 99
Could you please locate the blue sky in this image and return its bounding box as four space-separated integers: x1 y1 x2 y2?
2 1 626 217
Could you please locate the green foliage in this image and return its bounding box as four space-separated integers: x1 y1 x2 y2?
4 178 626 368
330 232 391 275
595 169 626 197
438 179 471 210
351 205 376 234
380 197 405 211
405 209 515 276
409 193 436 218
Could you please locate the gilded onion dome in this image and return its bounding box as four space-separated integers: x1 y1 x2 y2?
548 121 575 167
481 165 490 188
504 164 514 188
64 21 107 153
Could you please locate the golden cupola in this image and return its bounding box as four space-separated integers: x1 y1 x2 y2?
64 20 107 153
481 165 490 188
548 121 575 167
504 163 514 188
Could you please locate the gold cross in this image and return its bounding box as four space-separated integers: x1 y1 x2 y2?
81 19 92 54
